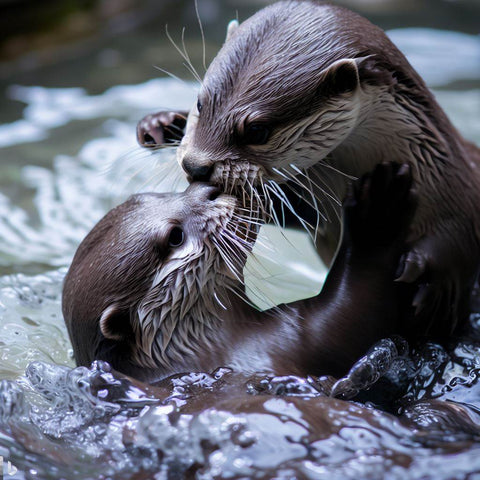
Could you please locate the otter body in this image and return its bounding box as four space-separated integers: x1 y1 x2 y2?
138 1 480 336
63 165 415 382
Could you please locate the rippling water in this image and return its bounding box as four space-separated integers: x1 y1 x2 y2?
0 26 479 479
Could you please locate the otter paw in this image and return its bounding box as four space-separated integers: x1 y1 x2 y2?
396 243 469 336
136 111 187 147
410 278 463 336
343 162 417 249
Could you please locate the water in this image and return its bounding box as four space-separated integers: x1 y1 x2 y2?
0 12 479 480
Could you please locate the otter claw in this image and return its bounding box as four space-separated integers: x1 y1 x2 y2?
395 250 426 283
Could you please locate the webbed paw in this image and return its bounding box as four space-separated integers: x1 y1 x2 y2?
343 162 417 252
395 241 472 336
136 111 187 147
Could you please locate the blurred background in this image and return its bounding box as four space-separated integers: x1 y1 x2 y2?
1 0 479 110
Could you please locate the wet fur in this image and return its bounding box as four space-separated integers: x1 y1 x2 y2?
141 0 480 337
63 165 417 382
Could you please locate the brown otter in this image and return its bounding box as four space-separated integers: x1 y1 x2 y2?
62 163 416 382
137 1 480 338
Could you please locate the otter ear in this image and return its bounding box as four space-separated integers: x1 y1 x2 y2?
318 58 361 96
99 304 133 341
225 19 239 42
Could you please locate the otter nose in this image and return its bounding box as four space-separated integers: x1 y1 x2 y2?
182 157 213 181
185 182 221 201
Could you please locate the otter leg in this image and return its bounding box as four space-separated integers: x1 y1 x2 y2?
298 162 418 377
136 111 188 147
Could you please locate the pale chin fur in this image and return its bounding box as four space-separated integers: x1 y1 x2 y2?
127 195 251 372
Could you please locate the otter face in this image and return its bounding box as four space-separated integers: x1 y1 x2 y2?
177 2 369 193
175 1 411 238
63 183 257 378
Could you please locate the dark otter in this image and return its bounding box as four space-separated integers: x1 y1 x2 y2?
137 1 480 338
63 163 416 382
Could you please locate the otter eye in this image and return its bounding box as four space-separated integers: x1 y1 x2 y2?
168 227 185 247
243 123 270 145
197 99 202 113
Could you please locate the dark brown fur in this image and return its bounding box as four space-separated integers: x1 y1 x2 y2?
63 164 416 382
138 0 480 337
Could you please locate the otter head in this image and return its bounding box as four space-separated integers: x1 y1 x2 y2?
63 183 256 381
177 1 427 206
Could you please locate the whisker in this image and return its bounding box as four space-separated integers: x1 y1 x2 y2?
224 284 261 312
266 181 315 232
194 0 207 72
213 290 228 310
317 158 357 180
275 166 328 223
181 27 203 84
165 25 202 85
212 239 244 284
290 164 342 208
152 66 197 92
308 167 342 206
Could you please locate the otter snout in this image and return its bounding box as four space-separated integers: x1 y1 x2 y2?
185 182 221 202
182 156 213 182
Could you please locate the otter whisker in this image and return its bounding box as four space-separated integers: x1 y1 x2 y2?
316 158 357 181
281 166 325 238
213 290 228 310
308 167 343 206
223 284 261 312
265 181 315 233
269 181 318 244
248 181 268 222
297 167 322 237
103 149 169 195
130 157 182 194
265 193 285 229
143 142 183 151
152 66 197 92
221 230 252 258
308 169 342 225
181 26 203 85
194 0 207 72
258 176 281 226
279 166 328 229
165 25 203 85
290 164 341 208
231 212 263 225
275 166 328 224
211 237 245 283
152 168 184 194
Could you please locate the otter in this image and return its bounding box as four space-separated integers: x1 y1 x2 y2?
63 163 416 382
137 1 480 338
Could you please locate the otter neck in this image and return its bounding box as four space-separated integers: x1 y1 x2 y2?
308 84 457 264
334 86 442 175
135 268 257 376
325 84 454 206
